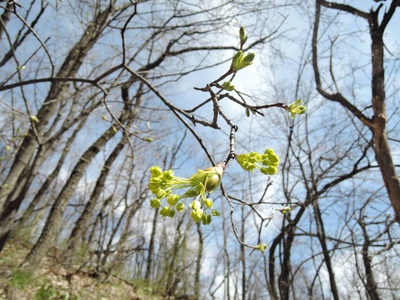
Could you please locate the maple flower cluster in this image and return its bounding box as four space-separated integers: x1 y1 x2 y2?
236 148 279 175
148 164 223 225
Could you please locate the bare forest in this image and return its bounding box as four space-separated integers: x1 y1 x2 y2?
0 0 399 299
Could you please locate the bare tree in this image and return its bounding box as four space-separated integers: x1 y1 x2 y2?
312 0 400 223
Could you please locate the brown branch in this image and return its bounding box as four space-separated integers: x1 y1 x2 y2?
318 0 371 20
312 1 374 128
378 0 400 34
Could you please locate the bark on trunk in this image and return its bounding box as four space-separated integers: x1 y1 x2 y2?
145 207 158 281
369 17 400 223
0 4 118 252
312 0 400 224
313 199 339 300
10 118 87 239
22 103 132 270
359 219 381 300
67 139 126 254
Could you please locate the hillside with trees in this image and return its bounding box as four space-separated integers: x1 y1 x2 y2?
0 0 399 299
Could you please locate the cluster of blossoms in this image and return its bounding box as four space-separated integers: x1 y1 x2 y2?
236 149 279 175
148 164 223 225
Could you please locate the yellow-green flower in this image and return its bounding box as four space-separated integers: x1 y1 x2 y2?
236 149 279 175
147 164 223 224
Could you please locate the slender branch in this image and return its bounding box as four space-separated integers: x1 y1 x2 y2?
312 1 374 128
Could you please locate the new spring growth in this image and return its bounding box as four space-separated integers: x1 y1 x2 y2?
236 149 279 175
222 81 235 91
239 26 248 46
230 51 255 71
280 206 291 214
286 99 307 119
255 244 267 252
148 164 223 224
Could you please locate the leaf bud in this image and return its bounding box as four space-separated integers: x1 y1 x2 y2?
211 209 220 216
30 115 40 123
280 206 292 214
255 244 267 251
243 52 255 63
239 26 248 45
231 51 243 70
222 81 235 91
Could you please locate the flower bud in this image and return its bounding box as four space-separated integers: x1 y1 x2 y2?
150 199 161 208
167 194 179 206
150 166 163 177
159 206 170 217
189 200 201 211
264 149 274 155
163 170 174 180
176 202 185 212
203 164 224 192
204 199 213 208
260 167 277 175
156 189 167 199
202 214 212 225
235 154 247 164
191 209 204 223
168 209 176 218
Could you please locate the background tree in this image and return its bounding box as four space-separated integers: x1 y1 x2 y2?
312 0 400 222
0 0 399 299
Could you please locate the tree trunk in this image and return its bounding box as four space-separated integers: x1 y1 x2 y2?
313 198 339 300
359 219 381 300
10 118 87 239
0 4 118 252
369 16 400 223
67 138 126 254
145 207 158 281
22 103 132 270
